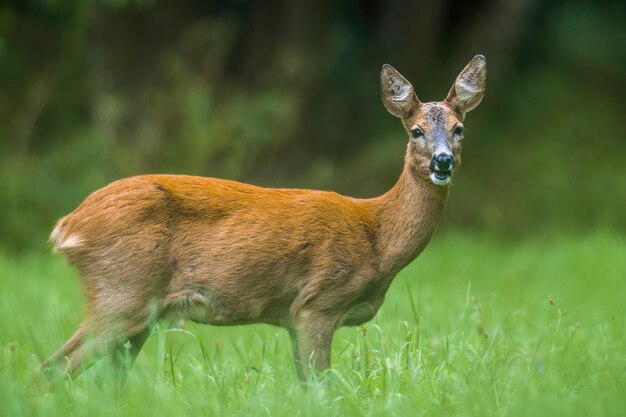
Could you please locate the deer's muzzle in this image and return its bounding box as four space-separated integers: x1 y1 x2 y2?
429 153 455 186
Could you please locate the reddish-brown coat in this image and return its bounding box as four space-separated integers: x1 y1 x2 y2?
40 55 486 382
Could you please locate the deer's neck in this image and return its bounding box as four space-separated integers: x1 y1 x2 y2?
371 162 449 275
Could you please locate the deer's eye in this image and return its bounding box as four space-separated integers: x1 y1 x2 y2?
411 128 423 138
453 126 464 136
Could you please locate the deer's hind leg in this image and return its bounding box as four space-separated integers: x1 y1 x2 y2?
74 295 157 380
38 321 89 377
39 296 156 380
110 324 153 380
41 227 170 380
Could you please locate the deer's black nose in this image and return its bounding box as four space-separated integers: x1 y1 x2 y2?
431 153 455 172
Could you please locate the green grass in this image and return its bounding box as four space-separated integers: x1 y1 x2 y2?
1 232 625 416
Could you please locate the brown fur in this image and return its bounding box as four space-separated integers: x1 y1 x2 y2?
39 56 486 382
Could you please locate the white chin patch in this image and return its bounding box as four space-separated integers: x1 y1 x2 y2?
430 172 451 186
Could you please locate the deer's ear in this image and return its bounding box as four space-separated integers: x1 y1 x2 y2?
445 55 487 118
380 64 420 118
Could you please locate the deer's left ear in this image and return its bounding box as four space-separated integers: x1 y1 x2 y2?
445 55 487 118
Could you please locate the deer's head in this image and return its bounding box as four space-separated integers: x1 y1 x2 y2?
381 55 486 186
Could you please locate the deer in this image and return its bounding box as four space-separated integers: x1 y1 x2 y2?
39 55 486 383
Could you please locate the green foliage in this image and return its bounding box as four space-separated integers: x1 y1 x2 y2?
1 233 625 416
0 0 625 252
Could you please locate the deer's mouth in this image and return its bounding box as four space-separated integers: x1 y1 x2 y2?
429 169 451 186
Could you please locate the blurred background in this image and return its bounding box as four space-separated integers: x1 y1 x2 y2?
0 0 624 253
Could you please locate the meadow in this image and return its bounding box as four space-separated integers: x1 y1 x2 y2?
0 232 624 417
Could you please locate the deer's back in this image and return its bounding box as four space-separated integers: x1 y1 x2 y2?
52 175 382 325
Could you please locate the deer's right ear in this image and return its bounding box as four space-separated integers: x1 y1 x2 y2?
380 64 420 118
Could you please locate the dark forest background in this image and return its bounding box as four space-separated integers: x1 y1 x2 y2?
1 0 625 252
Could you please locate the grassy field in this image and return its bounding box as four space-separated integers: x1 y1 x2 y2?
0 232 624 417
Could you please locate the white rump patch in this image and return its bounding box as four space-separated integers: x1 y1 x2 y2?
60 234 83 249
51 228 83 252
49 224 63 250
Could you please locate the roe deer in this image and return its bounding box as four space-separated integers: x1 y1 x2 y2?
40 55 486 382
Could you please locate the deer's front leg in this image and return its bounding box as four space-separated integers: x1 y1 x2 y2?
292 310 336 381
288 328 307 382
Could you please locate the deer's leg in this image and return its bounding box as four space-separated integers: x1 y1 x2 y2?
39 306 153 380
69 304 156 379
38 320 98 379
60 320 149 379
109 325 152 380
38 321 88 376
288 328 307 382
293 310 336 381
